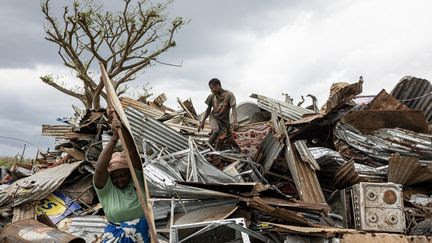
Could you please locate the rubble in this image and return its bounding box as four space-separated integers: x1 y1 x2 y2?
1 75 432 242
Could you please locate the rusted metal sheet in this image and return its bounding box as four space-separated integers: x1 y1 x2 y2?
368 89 409 110
233 122 270 159
388 154 432 186
0 219 84 242
120 96 165 118
250 93 315 121
341 233 432 243
391 76 432 122
321 80 363 113
41 125 73 137
285 137 325 203
342 110 428 134
334 161 386 189
0 162 82 209
262 222 358 237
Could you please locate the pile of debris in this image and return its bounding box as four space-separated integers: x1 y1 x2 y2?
1 75 432 243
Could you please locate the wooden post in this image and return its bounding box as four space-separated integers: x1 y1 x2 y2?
99 63 158 243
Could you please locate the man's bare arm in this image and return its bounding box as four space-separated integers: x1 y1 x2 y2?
231 105 239 131
198 105 212 132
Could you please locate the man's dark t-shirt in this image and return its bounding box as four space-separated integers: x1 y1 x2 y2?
205 89 236 131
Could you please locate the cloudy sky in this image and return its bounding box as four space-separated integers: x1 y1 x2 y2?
1 0 432 158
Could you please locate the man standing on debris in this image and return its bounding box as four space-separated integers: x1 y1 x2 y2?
198 78 239 147
93 113 149 243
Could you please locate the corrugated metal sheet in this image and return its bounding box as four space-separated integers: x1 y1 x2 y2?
124 106 189 153
0 162 82 209
388 154 432 186
391 76 432 122
334 161 387 189
120 97 165 118
290 141 325 203
334 122 432 164
284 135 325 203
294 141 320 171
41 125 73 137
250 93 315 121
65 216 107 243
309 147 346 167
257 133 284 173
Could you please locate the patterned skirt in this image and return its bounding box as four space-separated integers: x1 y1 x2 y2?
102 218 149 243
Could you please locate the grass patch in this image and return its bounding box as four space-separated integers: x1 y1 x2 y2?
0 156 32 168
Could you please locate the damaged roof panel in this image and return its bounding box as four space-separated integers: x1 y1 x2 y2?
41 125 73 137
391 76 432 121
388 154 432 186
0 162 82 209
124 106 189 153
250 93 315 121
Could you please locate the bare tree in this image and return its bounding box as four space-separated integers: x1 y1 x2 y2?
41 0 185 109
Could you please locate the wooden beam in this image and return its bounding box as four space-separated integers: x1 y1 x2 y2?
100 63 158 243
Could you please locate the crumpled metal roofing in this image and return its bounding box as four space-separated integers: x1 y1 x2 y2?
41 124 73 137
391 76 432 122
309 147 346 174
334 161 387 189
0 162 82 209
285 137 325 204
124 106 189 153
334 122 432 164
120 97 165 118
145 163 239 198
64 216 107 243
309 147 345 166
294 141 320 171
258 133 284 173
250 93 315 121
388 154 432 186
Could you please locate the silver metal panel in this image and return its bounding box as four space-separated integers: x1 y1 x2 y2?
124 107 189 153
250 93 315 121
294 141 320 171
259 133 284 173
0 162 82 209
66 216 107 243
334 122 432 164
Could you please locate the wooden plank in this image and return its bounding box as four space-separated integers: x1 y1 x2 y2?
100 63 158 243
177 97 197 120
